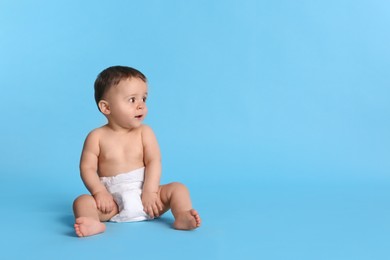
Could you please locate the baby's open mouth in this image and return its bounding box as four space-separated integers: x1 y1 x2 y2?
135 115 143 119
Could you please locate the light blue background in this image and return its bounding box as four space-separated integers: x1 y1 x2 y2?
1 0 389 259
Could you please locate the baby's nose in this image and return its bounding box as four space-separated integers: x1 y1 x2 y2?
137 102 144 109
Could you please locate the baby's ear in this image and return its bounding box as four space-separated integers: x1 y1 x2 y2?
98 100 111 115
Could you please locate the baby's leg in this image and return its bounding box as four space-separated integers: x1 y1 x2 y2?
159 182 201 230
73 194 118 237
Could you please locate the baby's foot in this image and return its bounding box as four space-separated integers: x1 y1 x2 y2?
173 209 201 230
74 217 106 237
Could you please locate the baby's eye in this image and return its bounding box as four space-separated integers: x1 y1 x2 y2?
142 97 147 102
129 97 136 103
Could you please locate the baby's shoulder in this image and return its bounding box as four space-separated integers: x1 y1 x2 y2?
139 124 155 136
139 124 158 144
140 124 152 131
86 126 108 140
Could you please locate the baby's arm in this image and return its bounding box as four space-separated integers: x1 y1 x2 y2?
141 125 163 218
80 130 115 214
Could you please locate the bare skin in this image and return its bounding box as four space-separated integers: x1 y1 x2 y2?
73 77 201 237
173 209 201 230
74 217 106 237
74 182 201 237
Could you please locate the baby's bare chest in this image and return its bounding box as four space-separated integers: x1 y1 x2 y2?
99 134 144 162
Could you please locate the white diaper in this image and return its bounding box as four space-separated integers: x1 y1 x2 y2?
100 167 151 222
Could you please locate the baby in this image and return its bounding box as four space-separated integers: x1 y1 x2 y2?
73 66 201 237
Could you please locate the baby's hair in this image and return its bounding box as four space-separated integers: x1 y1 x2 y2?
94 66 147 110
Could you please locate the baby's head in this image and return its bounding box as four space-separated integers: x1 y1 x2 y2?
94 66 147 112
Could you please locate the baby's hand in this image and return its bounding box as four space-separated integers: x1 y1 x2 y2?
142 191 163 219
93 190 115 214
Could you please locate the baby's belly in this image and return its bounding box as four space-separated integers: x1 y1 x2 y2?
98 159 145 177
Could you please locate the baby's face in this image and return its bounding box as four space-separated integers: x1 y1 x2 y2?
104 77 148 129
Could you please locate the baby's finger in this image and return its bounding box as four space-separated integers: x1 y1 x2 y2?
148 206 155 218
100 202 107 213
153 204 160 217
106 201 113 212
96 200 102 211
143 205 149 215
103 201 112 213
157 201 164 212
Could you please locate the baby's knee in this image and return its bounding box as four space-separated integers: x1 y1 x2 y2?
169 182 189 193
73 194 95 208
